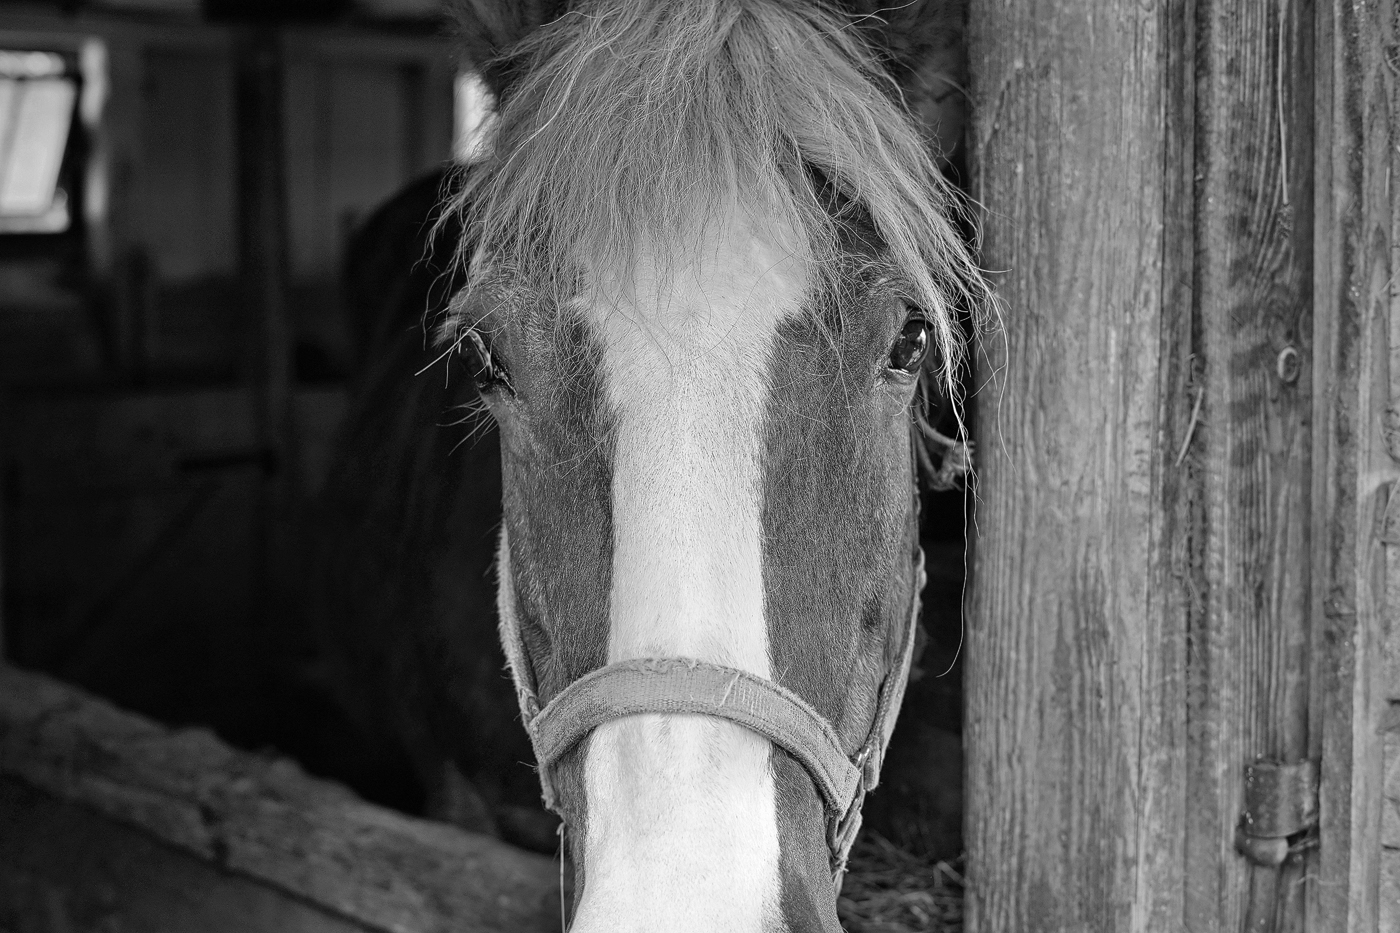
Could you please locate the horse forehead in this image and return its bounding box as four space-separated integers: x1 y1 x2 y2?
582 208 809 370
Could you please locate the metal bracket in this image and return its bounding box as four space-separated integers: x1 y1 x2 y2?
1235 758 1320 867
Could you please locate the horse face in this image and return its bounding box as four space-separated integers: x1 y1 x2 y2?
454 204 925 931
442 1 985 929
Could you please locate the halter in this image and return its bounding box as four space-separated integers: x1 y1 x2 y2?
508 549 925 882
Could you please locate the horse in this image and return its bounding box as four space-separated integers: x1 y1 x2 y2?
314 1 989 929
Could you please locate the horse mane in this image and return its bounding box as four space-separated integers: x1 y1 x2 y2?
440 0 991 400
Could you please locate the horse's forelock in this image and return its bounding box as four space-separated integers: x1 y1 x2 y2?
440 0 991 405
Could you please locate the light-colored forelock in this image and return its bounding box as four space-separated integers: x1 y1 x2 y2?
442 0 991 399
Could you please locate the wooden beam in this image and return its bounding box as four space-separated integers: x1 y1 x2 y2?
1187 0 1316 929
235 26 300 670
962 2 1180 929
0 397 5 665
0 778 376 933
235 26 296 489
1308 1 1400 930
967 0 1321 929
0 665 561 933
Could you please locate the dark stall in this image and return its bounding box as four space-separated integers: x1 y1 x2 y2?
0 2 973 931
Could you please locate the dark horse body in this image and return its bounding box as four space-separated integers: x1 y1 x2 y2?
310 169 556 850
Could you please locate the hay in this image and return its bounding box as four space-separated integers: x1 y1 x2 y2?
838 832 964 933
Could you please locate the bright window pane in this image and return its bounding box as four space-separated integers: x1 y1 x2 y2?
453 71 495 163
1 77 76 217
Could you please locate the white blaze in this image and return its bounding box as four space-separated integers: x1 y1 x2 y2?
569 205 807 932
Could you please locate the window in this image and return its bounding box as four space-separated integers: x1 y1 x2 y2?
453 71 494 164
0 49 78 234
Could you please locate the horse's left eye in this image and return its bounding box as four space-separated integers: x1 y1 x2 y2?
888 315 930 375
457 328 514 396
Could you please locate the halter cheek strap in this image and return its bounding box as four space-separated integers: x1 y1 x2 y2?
510 550 925 881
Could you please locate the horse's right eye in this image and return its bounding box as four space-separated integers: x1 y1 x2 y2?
457 328 515 396
888 315 930 376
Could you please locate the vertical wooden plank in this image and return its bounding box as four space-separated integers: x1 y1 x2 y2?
969 0 1324 927
235 27 295 478
0 396 5 665
1157 0 1199 922
1187 0 1317 930
1383 0 1400 922
100 34 148 376
963 2 1181 930
1383 722 1400 933
1310 1 1399 930
235 27 298 659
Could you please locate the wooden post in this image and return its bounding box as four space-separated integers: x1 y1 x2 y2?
235 27 298 651
1308 1 1399 930
0 404 5 665
1186 2 1316 930
963 2 1180 929
966 0 1321 930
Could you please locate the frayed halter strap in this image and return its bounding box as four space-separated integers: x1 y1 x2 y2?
515 550 925 882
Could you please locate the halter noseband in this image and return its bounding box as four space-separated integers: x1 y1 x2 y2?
508 549 925 881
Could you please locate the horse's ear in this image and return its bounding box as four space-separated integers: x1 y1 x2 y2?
840 0 968 160
449 0 570 97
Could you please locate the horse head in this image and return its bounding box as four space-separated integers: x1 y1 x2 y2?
438 2 989 929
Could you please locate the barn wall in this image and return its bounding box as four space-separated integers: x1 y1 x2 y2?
1186 0 1316 927
962 1 1180 929
0 12 458 383
0 12 461 770
1311 1 1400 929
966 0 1396 929
0 387 345 740
1384 728 1399 933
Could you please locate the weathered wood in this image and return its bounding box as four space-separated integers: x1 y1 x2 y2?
0 665 560 933
1385 718 1400 932
1189 1 1316 930
0 778 374 933
968 0 1328 928
1383 726 1399 849
963 3 1180 931
1308 1 1400 930
1383 849 1400 933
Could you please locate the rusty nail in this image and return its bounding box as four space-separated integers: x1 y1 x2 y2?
1276 346 1301 384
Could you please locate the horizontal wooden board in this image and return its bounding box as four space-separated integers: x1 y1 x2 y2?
0 665 560 933
0 777 374 933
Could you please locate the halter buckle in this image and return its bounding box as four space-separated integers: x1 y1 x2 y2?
828 744 874 880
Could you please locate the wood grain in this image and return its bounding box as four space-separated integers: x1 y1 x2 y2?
0 665 560 933
1309 1 1400 930
967 0 1324 929
1383 728 1399 850
1190 0 1316 929
964 2 1179 930
0 778 374 933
